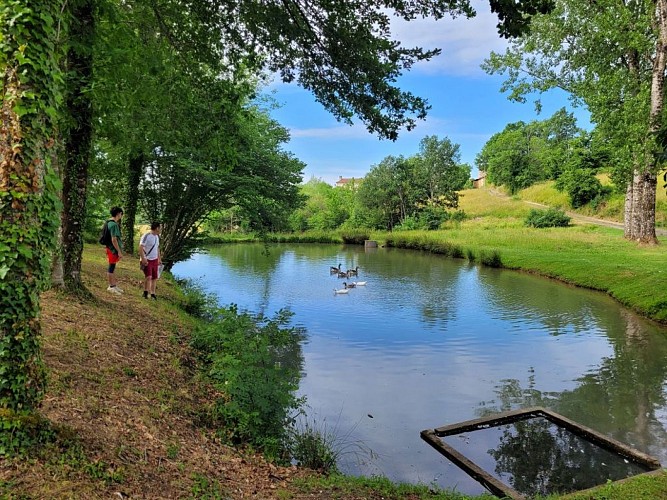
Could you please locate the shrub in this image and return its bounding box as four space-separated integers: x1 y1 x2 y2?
191 306 306 460
524 208 571 228
340 230 370 244
555 168 605 208
288 420 339 473
479 250 502 268
175 279 218 319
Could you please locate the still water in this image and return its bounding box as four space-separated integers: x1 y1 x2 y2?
172 243 667 496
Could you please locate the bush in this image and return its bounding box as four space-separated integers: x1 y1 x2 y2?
175 279 218 319
191 306 306 460
555 168 605 208
524 208 571 228
479 250 502 268
288 419 339 473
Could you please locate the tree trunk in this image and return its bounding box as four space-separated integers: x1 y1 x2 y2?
122 152 145 255
637 171 658 244
625 0 667 244
0 1 63 417
50 140 65 289
623 176 634 239
62 0 95 291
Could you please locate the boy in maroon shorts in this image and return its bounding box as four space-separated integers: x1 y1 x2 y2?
139 222 162 299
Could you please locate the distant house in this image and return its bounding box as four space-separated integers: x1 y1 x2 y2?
472 171 487 189
335 176 362 189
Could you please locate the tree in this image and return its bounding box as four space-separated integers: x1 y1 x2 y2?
138 96 305 269
476 121 548 194
483 0 665 243
60 0 95 293
289 178 355 231
476 110 584 194
357 156 412 230
413 135 470 207
0 0 65 431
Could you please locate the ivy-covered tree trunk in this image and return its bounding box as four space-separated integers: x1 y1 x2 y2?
122 152 144 255
62 0 95 292
0 0 64 434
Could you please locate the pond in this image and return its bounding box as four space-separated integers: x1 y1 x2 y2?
172 243 667 496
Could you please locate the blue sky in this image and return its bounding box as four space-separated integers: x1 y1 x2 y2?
264 1 590 185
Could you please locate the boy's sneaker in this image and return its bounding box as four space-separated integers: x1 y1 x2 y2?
115 286 124 293
106 286 122 295
150 294 157 300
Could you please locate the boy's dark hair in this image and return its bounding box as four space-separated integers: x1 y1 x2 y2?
150 222 161 231
110 206 124 217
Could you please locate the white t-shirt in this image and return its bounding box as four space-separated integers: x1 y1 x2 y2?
140 232 160 260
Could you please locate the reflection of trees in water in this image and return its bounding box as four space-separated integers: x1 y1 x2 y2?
477 294 667 456
474 267 641 336
350 247 465 329
476 315 667 495
487 417 648 497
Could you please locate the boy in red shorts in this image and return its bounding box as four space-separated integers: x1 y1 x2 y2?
105 207 124 294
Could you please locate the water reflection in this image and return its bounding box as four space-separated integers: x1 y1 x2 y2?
443 417 650 497
173 243 667 495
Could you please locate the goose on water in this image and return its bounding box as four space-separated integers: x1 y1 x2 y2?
333 287 350 294
337 271 348 278
347 266 359 276
330 263 342 273
343 282 355 288
353 281 367 286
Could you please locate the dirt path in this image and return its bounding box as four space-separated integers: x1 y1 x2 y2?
490 188 667 236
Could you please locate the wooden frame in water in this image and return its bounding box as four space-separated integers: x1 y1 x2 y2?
420 406 661 499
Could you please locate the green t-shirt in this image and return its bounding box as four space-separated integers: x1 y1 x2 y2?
106 220 122 254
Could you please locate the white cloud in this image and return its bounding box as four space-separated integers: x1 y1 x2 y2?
389 1 508 76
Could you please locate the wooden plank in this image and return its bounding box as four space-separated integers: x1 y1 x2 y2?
423 406 662 498
433 406 544 436
420 429 526 500
539 407 662 469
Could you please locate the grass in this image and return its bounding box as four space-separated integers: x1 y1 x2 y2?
386 186 667 323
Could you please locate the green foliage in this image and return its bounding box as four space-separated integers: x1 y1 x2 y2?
0 410 54 456
288 178 356 232
476 109 583 194
176 279 218 320
340 230 370 244
191 306 306 459
0 0 66 444
356 136 470 230
555 168 608 208
525 208 571 228
189 473 228 500
288 419 339 473
482 0 664 241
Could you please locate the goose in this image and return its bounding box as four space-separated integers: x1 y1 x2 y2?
330 263 342 273
337 271 348 278
333 287 350 294
347 266 359 276
343 282 355 288
353 281 367 286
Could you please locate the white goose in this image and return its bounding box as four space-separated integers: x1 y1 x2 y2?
333 287 350 294
353 281 367 286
